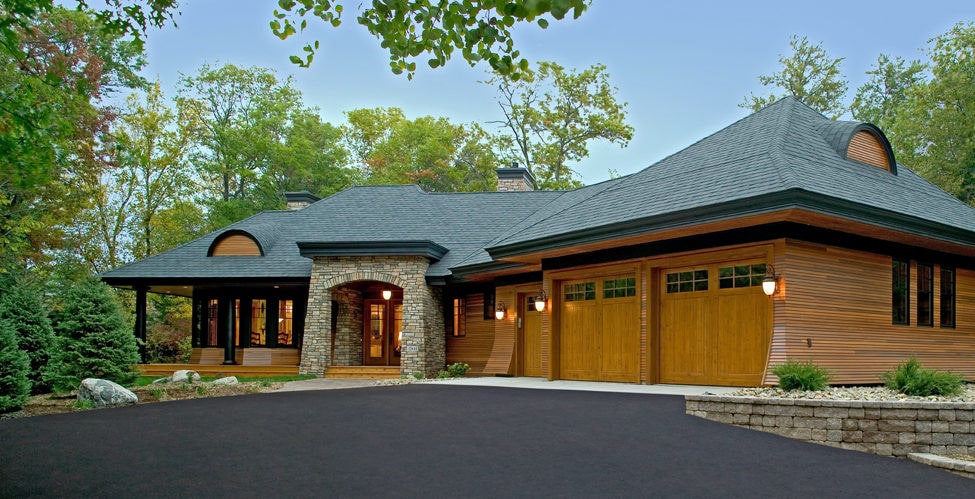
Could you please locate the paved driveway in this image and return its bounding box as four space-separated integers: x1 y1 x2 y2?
1 384 972 497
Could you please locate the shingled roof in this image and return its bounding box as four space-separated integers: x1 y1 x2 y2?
103 97 975 288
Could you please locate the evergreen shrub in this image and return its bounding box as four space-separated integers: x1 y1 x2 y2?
881 356 964 397
0 321 31 413
0 283 56 393
46 278 140 392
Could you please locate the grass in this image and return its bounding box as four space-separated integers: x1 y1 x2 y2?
881 356 964 397
134 373 316 387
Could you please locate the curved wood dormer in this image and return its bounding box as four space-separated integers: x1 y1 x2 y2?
208 230 264 256
819 121 897 174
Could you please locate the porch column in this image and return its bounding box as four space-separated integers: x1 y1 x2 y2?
300 283 333 375
134 286 147 364
223 299 236 364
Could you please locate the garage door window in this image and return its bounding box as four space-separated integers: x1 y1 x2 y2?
603 277 636 298
718 263 768 289
565 282 596 301
666 270 708 293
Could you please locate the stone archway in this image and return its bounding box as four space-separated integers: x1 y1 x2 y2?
300 256 445 377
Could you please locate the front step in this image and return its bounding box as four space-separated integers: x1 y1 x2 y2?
325 366 401 379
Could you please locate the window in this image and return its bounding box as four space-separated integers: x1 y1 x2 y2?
892 259 909 325
452 298 466 337
564 282 596 301
666 270 708 294
278 300 294 346
251 300 267 345
603 277 636 299
941 267 956 328
917 263 933 327
206 299 219 346
718 263 767 289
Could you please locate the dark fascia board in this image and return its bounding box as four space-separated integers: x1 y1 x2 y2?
102 276 311 288
448 260 538 280
297 240 449 261
485 189 975 260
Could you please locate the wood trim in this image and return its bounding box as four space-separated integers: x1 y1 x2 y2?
847 131 891 171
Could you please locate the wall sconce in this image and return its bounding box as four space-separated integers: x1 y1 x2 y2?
762 265 778 297
382 289 392 300
495 301 507 320
534 289 548 312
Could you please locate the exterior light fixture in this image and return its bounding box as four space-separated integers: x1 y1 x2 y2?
762 265 777 297
382 289 392 300
495 301 507 320
534 289 548 312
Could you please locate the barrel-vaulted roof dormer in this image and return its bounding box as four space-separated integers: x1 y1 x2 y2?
208 222 282 257
818 120 897 174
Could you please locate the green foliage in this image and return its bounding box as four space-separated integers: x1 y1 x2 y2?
145 295 192 363
850 54 926 131
742 35 848 119
45 277 140 392
0 320 32 413
881 356 964 397
0 280 56 394
411 371 425 380
770 359 832 391
488 61 633 189
73 398 95 410
447 362 470 377
271 0 590 79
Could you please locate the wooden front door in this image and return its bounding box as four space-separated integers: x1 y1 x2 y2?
363 299 402 366
658 262 770 386
518 294 543 377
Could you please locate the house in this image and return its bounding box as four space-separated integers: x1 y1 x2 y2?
102 97 975 386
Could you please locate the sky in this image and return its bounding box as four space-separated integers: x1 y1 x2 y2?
140 1 975 185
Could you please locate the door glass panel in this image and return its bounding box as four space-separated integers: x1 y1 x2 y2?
278 300 293 346
393 303 403 357
207 299 218 346
369 304 385 359
251 300 266 346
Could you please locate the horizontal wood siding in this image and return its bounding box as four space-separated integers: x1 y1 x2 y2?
847 131 890 171
211 235 261 256
774 240 975 384
446 292 495 374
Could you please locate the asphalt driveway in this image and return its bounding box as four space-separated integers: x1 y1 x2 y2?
1 384 972 497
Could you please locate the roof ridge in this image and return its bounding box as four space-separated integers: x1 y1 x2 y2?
767 98 803 189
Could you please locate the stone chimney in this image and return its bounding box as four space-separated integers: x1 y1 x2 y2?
285 191 320 210
495 162 536 192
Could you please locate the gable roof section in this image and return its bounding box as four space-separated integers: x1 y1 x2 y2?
485 97 975 260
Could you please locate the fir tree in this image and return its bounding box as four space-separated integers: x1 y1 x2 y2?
0 283 56 394
0 320 31 413
46 278 140 392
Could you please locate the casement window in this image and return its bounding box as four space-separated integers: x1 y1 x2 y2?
452 298 466 337
917 263 933 327
941 267 956 329
892 259 910 325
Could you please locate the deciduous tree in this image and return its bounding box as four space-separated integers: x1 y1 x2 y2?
487 61 633 190
850 54 926 132
270 0 590 79
742 35 848 119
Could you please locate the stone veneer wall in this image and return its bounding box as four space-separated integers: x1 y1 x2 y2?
331 287 362 366
686 395 975 458
301 255 445 377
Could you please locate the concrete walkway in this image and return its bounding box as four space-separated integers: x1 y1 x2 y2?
278 375 740 395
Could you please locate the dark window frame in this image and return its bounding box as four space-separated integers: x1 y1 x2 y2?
940 266 956 329
916 262 934 327
892 259 910 325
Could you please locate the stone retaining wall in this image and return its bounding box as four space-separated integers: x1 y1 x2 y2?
686 395 975 458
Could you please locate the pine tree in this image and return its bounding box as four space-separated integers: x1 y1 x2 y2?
0 283 56 394
0 320 31 413
46 278 140 392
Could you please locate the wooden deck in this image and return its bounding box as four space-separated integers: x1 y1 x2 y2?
324 366 401 379
139 347 301 377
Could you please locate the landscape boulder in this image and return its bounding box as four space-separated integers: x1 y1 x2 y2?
78 378 138 407
170 370 201 383
212 376 239 385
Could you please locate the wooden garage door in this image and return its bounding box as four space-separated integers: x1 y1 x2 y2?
659 262 770 386
560 276 640 383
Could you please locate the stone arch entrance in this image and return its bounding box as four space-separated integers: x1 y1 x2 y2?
299 256 445 377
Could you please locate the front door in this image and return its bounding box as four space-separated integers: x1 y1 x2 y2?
518 293 543 376
363 299 402 366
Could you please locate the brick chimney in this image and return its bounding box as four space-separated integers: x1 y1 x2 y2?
495 162 536 192
284 191 320 210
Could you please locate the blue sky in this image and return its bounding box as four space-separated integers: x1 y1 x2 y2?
142 1 975 185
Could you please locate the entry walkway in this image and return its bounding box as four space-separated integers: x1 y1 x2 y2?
279 375 740 395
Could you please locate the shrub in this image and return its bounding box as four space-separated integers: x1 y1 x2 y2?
881 356 964 397
0 320 31 413
45 278 140 392
446 362 470 378
0 282 56 394
771 359 832 391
